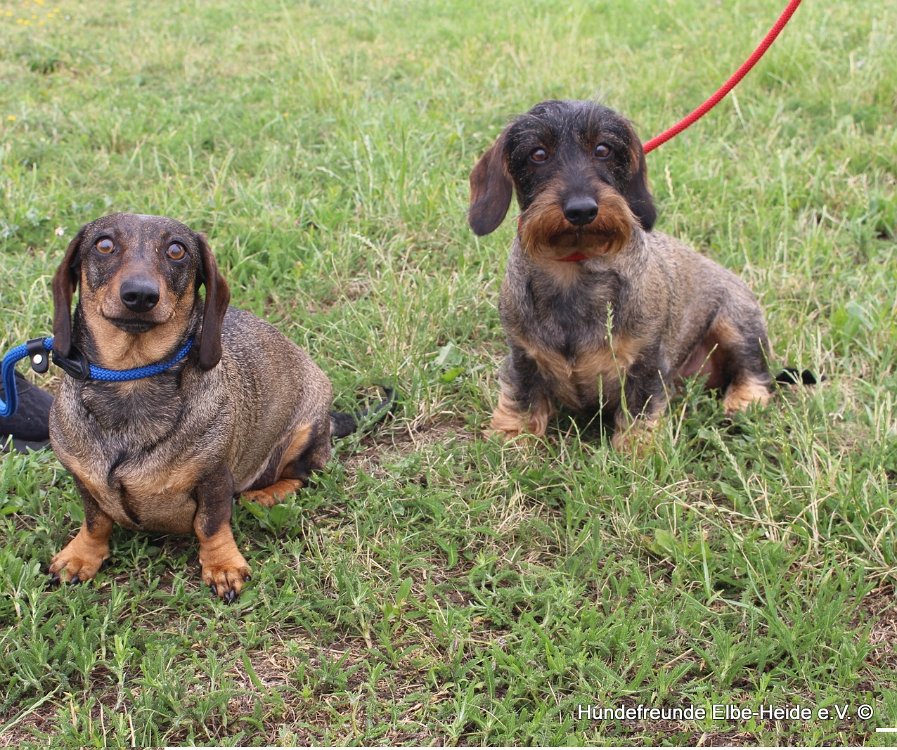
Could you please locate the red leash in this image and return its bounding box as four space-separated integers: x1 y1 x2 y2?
643 0 802 154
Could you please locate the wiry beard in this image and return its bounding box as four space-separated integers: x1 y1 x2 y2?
518 184 634 261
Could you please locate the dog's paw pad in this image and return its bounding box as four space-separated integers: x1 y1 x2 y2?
201 559 251 601
48 544 108 584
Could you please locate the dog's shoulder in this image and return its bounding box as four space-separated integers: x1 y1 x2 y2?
217 305 330 401
220 306 303 359
642 228 701 260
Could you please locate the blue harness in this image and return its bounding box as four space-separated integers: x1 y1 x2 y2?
0 336 194 418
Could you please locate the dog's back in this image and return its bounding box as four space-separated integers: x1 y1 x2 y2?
215 307 332 492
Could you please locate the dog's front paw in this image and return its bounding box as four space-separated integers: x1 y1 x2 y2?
486 420 547 442
486 425 524 441
48 532 110 585
200 551 251 603
611 416 659 456
488 391 551 440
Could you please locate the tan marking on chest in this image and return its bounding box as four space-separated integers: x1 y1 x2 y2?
115 459 205 533
120 457 204 499
54 443 203 533
519 335 644 409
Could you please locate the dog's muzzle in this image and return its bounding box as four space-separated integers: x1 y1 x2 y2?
120 277 161 314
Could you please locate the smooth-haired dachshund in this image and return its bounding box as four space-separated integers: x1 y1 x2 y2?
49 213 347 601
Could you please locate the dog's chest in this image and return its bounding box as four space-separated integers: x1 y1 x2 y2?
520 334 639 409
52 382 206 534
115 459 202 533
80 378 185 435
513 274 639 408
58 443 201 534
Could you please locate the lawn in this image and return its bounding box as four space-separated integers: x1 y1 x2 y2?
1 0 895 745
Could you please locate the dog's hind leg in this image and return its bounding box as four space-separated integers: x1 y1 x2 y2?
710 314 773 414
242 478 304 508
241 421 330 507
724 372 773 414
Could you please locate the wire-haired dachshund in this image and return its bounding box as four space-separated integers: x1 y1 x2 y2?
48 213 346 601
469 100 772 450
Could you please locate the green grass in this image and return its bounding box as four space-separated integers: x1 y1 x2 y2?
1 0 896 745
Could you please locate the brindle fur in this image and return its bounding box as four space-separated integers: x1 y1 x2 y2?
49 213 334 600
469 100 772 448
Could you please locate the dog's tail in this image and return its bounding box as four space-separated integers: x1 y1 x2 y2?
330 386 396 439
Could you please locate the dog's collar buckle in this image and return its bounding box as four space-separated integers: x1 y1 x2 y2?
52 346 91 380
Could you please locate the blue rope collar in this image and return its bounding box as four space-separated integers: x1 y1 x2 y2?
0 336 194 418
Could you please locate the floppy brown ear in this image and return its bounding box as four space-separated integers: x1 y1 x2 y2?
52 226 87 357
196 233 230 371
623 127 657 231
468 132 513 236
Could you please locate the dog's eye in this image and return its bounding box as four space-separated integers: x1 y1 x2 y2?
95 238 115 254
166 242 186 261
594 143 612 160
530 148 548 163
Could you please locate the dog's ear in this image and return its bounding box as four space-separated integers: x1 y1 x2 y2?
52 226 87 357
623 128 657 232
468 132 513 236
196 233 230 371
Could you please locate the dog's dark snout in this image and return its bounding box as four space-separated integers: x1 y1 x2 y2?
120 277 161 313
563 196 599 226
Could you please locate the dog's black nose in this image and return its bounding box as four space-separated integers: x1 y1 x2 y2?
120 278 160 313
563 197 599 226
